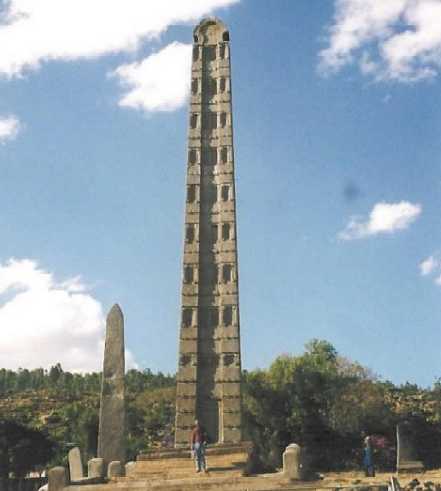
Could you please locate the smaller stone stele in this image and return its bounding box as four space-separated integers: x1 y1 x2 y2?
107 461 123 479
48 467 67 491
97 304 126 470
124 461 136 478
68 447 83 481
87 458 104 478
396 423 424 473
283 444 302 481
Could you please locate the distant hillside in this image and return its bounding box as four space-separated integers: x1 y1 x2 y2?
1 366 176 466
2 340 441 474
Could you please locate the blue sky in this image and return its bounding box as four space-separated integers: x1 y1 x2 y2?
1 0 441 387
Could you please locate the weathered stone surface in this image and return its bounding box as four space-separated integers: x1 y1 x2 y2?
87 458 104 478
107 461 123 478
396 423 424 472
98 304 126 468
48 467 67 491
68 447 83 481
283 443 302 480
175 17 243 447
124 461 136 478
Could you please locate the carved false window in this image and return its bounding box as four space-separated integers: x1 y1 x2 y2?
223 354 234 366
220 112 227 128
180 354 191 366
220 147 228 163
223 305 233 326
191 78 199 95
184 265 194 283
222 223 230 241
186 224 195 243
182 308 193 328
189 149 198 164
190 113 198 129
187 184 196 203
222 264 232 283
221 185 229 201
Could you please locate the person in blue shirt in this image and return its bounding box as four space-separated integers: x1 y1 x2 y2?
363 436 375 477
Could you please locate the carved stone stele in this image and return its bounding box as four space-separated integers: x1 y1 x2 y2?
175 18 242 446
98 304 126 468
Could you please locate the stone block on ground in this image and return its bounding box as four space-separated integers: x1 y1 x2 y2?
48 467 67 491
396 423 424 473
108 461 123 479
68 448 83 481
283 443 302 480
124 462 136 478
87 458 104 478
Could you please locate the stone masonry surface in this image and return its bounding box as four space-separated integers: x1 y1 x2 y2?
175 17 242 446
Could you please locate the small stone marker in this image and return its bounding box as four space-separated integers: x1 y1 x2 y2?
97 304 126 469
107 461 123 478
88 458 104 478
396 423 424 473
125 462 136 478
48 467 67 491
283 443 302 480
68 447 83 481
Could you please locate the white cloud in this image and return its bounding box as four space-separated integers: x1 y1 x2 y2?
0 258 137 372
112 42 192 113
319 0 441 82
419 255 438 276
419 253 441 287
0 115 20 143
339 201 422 240
0 0 238 78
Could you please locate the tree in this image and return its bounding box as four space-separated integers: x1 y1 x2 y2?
243 339 398 472
0 420 56 478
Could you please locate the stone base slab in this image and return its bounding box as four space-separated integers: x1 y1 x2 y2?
130 443 252 481
397 460 424 473
137 442 252 461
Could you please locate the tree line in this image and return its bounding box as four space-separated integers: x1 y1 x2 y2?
0 365 174 396
1 339 441 478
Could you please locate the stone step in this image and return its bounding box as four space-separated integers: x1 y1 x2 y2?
130 448 249 482
132 457 246 471
108 474 299 491
137 442 252 461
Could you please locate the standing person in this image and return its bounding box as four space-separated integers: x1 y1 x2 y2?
190 420 208 473
363 436 375 477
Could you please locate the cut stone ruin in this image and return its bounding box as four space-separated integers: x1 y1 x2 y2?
396 422 424 473
175 16 242 447
67 448 83 481
283 443 302 481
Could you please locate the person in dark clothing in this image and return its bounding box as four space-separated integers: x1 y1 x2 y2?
190 420 208 473
363 436 375 477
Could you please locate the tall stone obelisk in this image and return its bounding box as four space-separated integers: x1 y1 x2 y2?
98 304 126 468
175 18 242 446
